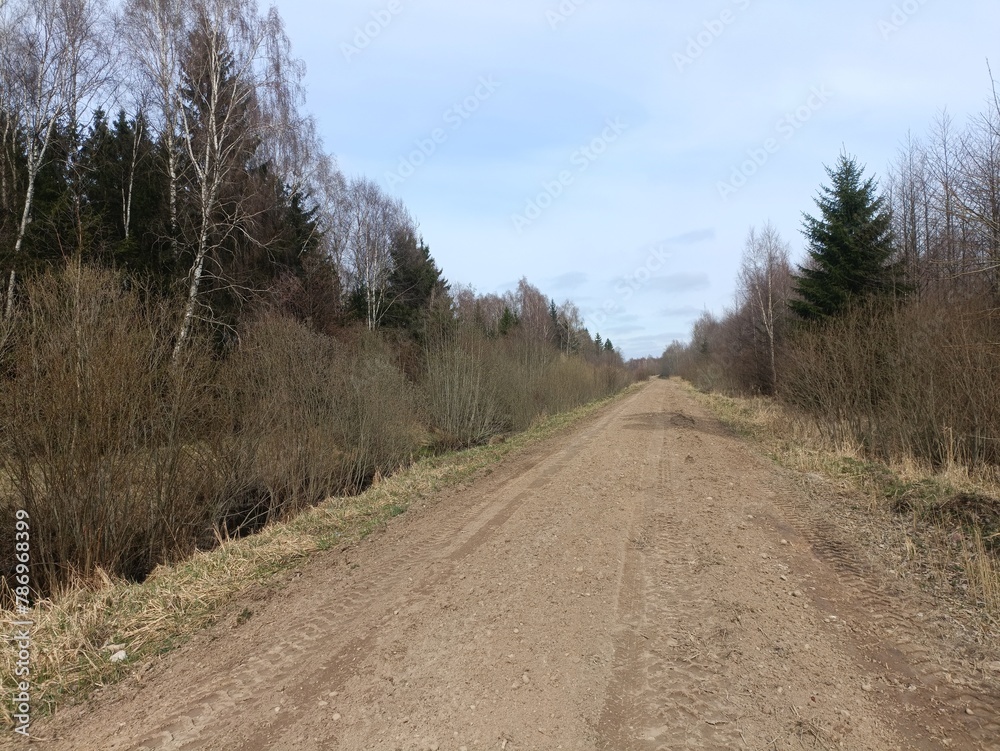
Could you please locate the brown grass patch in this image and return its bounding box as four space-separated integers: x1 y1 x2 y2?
684 379 1000 621
0 385 637 729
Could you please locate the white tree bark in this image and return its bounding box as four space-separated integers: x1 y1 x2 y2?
343 177 409 330
0 0 112 311
123 0 195 256
738 223 791 394
170 0 299 360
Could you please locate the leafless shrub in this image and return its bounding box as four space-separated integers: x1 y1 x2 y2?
781 298 1000 468
216 316 424 533
422 326 504 447
423 325 629 448
332 331 425 489
0 266 217 594
0 267 627 598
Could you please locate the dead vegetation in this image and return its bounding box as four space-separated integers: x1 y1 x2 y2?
0 267 630 603
688 381 1000 623
0 385 634 728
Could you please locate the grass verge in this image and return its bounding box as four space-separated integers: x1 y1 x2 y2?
681 380 1000 625
0 384 640 729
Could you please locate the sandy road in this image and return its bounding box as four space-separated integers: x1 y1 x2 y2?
30 379 1000 750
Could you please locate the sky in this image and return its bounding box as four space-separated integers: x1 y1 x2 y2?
273 0 1000 359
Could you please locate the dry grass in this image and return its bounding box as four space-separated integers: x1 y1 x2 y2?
963 530 1000 613
0 268 634 601
684 379 1000 620
0 384 637 729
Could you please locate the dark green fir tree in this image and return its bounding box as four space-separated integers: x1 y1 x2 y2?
791 153 904 321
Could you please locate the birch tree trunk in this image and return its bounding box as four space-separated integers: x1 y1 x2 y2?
170 0 282 361
1 0 112 314
738 223 791 395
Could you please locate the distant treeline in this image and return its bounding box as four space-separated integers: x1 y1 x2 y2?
0 0 632 599
663 82 1000 472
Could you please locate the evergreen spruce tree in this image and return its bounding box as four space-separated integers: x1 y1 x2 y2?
382 229 448 334
79 109 169 279
497 306 519 336
791 154 903 321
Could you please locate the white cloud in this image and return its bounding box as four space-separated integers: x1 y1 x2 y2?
275 0 1000 358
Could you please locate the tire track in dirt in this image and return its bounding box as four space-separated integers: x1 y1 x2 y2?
27 379 1000 751
596 406 756 750
233 405 626 751
596 414 746 749
36 393 635 751
594 383 998 750
242 388 652 751
761 474 1000 749
594 388 662 750
626 429 746 750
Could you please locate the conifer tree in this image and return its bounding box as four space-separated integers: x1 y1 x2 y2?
381 229 448 334
791 154 903 321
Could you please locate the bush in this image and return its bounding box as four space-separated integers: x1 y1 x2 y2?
0 272 429 597
422 328 505 447
423 326 631 447
215 317 425 533
781 298 1000 467
0 268 629 598
0 267 217 594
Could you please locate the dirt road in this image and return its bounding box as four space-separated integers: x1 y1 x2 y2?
30 379 1000 750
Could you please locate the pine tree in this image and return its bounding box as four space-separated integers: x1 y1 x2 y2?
79 109 169 279
382 229 448 334
791 154 903 321
497 306 519 336
18 118 74 265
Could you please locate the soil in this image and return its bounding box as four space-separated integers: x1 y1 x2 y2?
24 379 1000 750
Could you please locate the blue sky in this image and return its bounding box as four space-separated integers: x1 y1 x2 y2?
275 0 1000 358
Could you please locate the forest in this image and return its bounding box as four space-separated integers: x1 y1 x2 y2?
0 0 631 598
665 91 1000 477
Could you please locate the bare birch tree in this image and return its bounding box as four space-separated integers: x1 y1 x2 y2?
514 277 553 345
736 222 792 394
170 0 303 360
121 0 190 255
2 0 69 314
0 0 112 315
343 176 410 330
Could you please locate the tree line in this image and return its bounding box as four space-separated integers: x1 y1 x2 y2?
0 0 463 345
0 0 631 598
665 77 1000 471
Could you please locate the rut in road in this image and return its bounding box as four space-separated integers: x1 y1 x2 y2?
28 379 1000 751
